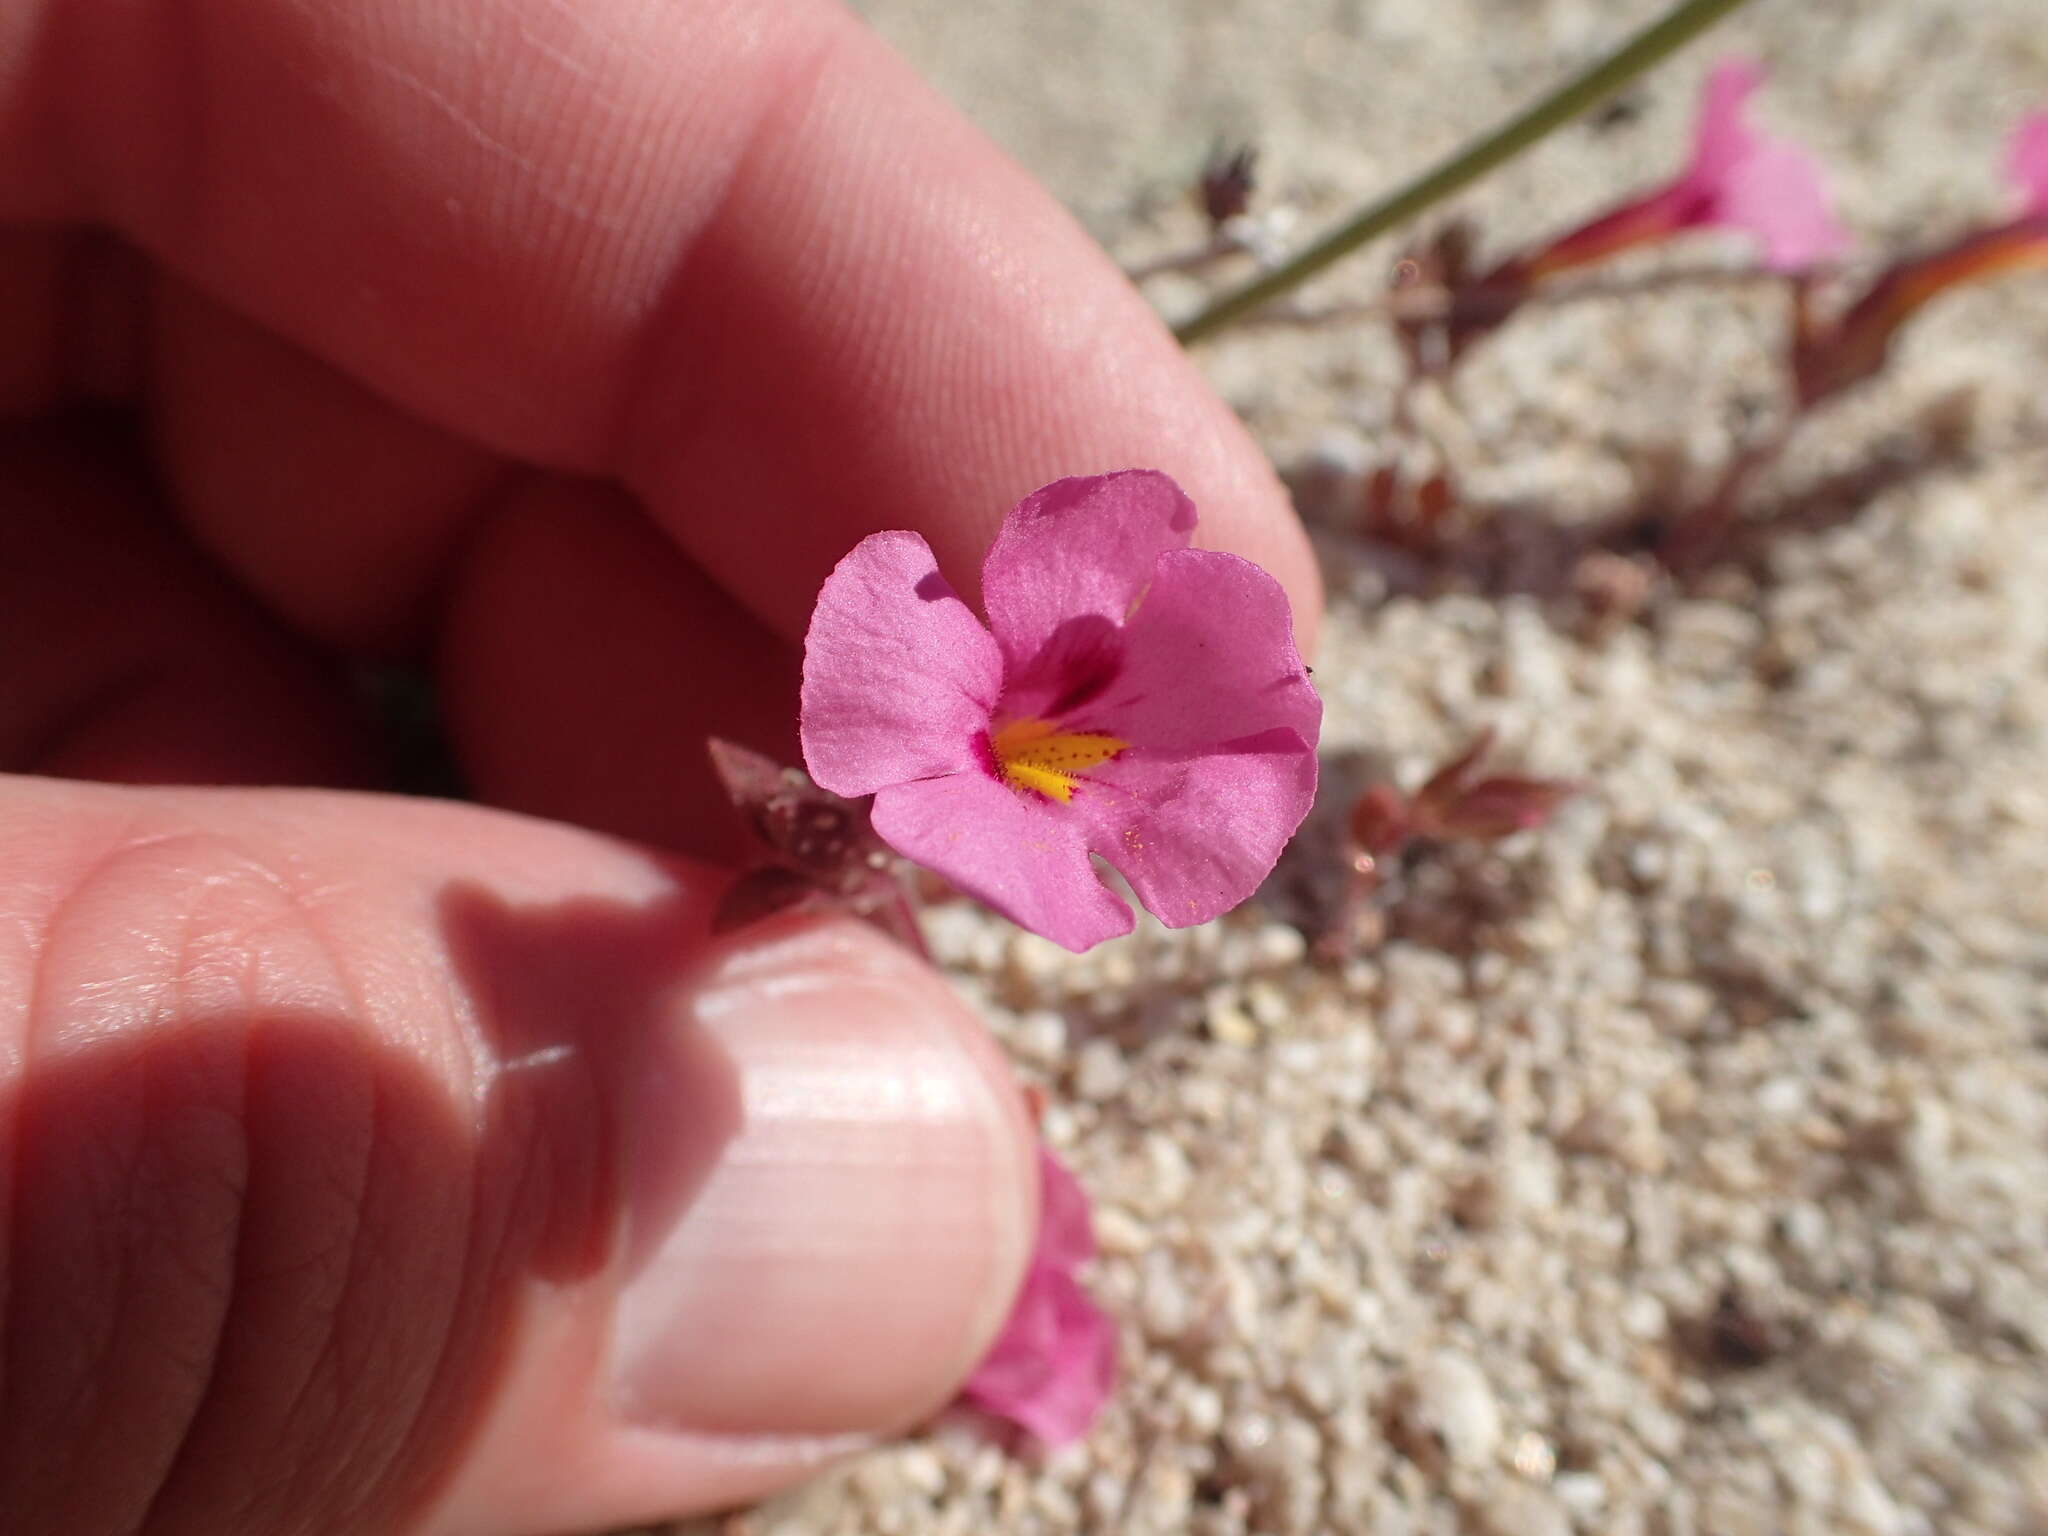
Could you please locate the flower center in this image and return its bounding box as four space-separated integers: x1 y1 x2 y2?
988 717 1128 804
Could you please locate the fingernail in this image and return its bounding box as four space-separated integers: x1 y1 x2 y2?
612 919 1035 1437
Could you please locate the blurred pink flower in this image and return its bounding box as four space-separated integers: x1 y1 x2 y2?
2005 111 2048 215
800 470 1320 953
960 1146 1115 1446
1521 58 1847 278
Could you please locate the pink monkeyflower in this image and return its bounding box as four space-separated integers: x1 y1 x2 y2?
2004 110 2048 217
1518 58 1847 280
960 1146 1116 1446
799 470 1320 953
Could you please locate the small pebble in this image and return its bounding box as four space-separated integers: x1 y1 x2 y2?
1392 1352 1503 1470
1073 1038 1128 1101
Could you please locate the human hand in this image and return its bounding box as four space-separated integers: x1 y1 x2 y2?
0 1 1319 1531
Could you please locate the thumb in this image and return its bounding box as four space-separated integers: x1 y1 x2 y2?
0 774 1036 1536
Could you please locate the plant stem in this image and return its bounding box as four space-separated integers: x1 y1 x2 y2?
1241 260 1800 329
1171 0 1760 345
878 875 933 962
1125 229 1250 283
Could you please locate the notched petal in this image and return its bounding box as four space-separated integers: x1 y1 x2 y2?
869 773 1133 953
1080 735 1319 929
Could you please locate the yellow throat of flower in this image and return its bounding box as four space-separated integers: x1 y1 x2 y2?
989 717 1129 804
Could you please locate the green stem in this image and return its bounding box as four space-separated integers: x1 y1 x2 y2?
1171 0 1760 345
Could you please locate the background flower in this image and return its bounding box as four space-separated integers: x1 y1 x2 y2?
1519 58 1847 278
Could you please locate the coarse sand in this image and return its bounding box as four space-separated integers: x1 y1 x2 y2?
665 2 2048 1531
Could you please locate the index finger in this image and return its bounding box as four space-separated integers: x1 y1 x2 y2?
3 0 1320 643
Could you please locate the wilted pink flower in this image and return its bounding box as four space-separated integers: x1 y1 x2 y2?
1519 59 1847 279
800 471 1321 953
961 1147 1116 1446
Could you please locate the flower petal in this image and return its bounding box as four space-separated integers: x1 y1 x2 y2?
1053 548 1319 929
1074 733 1317 929
1069 547 1320 753
1034 1144 1097 1271
1672 59 1846 271
980 471 1197 681
869 770 1134 952
963 1145 1115 1445
2008 111 2048 217
960 1266 1117 1447
1716 138 1850 270
800 531 1002 798
1684 58 1765 192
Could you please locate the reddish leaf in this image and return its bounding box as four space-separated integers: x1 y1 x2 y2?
1428 775 1578 841
1414 472 1455 532
1198 142 1258 229
1360 465 1401 537
1358 465 1465 553
1410 728 1497 821
1407 730 1576 843
1347 782 1413 859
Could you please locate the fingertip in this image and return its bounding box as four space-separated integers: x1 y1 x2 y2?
439 471 802 862
614 918 1037 1433
435 915 1040 1533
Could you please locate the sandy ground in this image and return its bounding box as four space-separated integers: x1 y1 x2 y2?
668 1 2048 1531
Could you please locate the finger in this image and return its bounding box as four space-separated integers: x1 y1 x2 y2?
5 0 1320 649
0 418 376 786
147 276 504 659
439 472 802 861
81 278 812 853
0 226 146 415
0 774 1035 1536
0 226 68 413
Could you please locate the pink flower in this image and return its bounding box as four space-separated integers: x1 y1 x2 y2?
1521 59 1847 279
960 1147 1116 1446
799 471 1320 953
2005 111 2048 216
